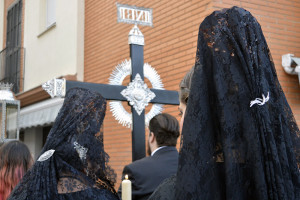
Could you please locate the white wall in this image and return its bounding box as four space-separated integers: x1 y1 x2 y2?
23 0 84 91
76 0 84 82
0 0 4 50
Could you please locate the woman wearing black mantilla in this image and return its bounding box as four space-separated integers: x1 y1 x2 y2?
150 6 300 200
9 88 120 200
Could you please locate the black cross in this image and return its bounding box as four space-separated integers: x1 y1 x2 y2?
66 43 179 161
65 41 179 162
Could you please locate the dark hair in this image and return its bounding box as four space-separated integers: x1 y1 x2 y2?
0 141 32 199
149 113 180 146
179 66 195 105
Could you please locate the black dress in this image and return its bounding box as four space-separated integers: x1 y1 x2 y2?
149 163 227 200
150 6 300 200
148 175 176 200
9 88 119 200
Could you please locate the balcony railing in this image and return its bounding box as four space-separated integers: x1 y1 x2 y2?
0 47 25 94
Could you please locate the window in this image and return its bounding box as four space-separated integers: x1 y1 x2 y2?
38 0 56 37
46 0 55 27
1 0 23 93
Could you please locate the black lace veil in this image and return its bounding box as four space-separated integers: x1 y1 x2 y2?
9 88 118 199
175 7 300 200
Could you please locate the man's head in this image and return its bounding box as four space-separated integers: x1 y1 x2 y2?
147 113 180 154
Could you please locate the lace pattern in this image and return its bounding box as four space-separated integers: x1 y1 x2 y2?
174 7 300 200
9 88 119 200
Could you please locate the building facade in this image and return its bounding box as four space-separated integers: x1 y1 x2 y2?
1 0 300 190
1 0 84 159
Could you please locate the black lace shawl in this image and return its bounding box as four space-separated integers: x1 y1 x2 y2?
9 88 119 200
174 7 300 200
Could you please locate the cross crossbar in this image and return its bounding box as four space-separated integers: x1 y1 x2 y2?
66 81 179 105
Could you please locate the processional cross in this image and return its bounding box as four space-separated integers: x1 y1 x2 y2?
42 4 179 161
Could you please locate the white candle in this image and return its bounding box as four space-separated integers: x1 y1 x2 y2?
122 174 132 200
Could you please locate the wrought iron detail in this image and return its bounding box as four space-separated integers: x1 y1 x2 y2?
109 59 164 128
0 47 25 94
42 78 66 98
121 73 155 115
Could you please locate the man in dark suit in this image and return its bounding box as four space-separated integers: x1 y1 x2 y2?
118 113 180 200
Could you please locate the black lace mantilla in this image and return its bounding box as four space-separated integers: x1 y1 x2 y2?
9 88 119 200
173 7 300 200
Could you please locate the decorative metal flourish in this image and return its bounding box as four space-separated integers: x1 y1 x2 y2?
109 59 164 128
0 82 15 101
109 101 132 128
0 82 13 90
74 141 88 161
42 78 66 98
37 149 55 162
121 73 155 115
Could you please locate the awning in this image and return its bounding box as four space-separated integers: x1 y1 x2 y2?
19 97 64 129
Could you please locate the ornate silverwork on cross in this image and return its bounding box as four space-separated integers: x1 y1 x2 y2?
109 4 163 128
117 3 153 27
121 74 155 115
42 78 66 98
109 59 164 128
128 25 144 46
117 3 152 45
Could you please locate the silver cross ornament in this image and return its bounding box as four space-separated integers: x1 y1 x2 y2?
121 73 156 115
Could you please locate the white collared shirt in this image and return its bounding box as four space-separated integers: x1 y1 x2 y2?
151 146 167 156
